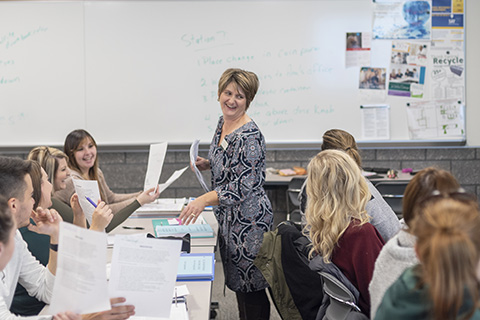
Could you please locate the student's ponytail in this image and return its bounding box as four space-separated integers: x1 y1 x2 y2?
412 197 480 320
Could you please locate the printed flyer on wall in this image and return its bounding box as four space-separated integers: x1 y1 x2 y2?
406 99 465 139
373 0 431 40
388 41 428 98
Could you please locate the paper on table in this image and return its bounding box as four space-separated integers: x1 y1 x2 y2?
189 140 210 192
108 235 182 318
49 222 110 314
157 166 188 195
144 142 168 192
72 179 101 224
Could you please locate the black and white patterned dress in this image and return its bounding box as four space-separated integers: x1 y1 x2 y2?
209 116 273 293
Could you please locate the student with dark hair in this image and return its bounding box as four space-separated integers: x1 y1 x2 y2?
369 167 461 318
300 129 401 242
375 192 480 319
0 156 79 319
0 156 135 319
54 130 160 232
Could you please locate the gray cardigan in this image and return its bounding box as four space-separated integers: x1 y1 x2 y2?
368 227 418 319
299 178 401 242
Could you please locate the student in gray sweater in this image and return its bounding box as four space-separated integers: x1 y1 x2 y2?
299 129 401 242
369 167 461 319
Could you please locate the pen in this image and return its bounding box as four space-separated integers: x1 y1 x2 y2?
122 226 145 230
85 196 97 208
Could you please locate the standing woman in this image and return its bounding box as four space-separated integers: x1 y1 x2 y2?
180 68 273 320
54 129 159 232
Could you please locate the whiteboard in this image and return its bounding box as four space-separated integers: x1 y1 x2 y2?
0 0 468 147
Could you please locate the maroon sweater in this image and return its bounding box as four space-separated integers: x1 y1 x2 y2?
331 219 385 317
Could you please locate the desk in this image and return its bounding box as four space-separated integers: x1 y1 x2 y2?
265 172 306 187
367 172 413 185
108 210 218 320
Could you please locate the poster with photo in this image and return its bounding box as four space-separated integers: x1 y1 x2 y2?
388 41 428 98
345 32 371 67
373 0 432 40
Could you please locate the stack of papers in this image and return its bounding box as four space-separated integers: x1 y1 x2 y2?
153 218 214 238
177 253 215 281
132 198 187 218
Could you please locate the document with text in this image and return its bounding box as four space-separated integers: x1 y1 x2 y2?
190 140 210 192
144 142 168 192
157 166 188 195
72 179 101 224
49 222 110 314
109 235 182 318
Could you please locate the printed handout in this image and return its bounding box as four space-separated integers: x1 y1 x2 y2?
144 142 168 192
157 166 188 195
109 235 182 318
72 179 101 224
49 222 110 314
190 140 210 192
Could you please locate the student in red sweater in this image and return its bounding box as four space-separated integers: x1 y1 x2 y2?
305 150 385 317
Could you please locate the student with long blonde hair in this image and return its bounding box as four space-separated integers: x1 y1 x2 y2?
300 129 400 242
306 150 385 317
375 193 480 319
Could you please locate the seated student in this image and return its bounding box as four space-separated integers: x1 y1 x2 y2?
12 161 114 316
369 167 460 319
375 191 480 320
53 130 160 232
305 150 385 317
28 146 113 229
0 156 134 320
300 129 401 242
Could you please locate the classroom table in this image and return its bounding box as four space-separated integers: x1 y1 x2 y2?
108 210 219 320
265 171 413 187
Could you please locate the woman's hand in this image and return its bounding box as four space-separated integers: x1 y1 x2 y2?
53 311 81 320
90 201 113 232
193 156 210 172
179 197 207 225
69 194 88 228
29 207 63 243
136 187 161 206
82 297 135 320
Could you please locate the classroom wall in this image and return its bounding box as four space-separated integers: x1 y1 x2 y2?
2 147 479 217
465 0 480 146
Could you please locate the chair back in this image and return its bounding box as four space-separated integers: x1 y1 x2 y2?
374 181 409 218
318 272 368 320
286 176 306 227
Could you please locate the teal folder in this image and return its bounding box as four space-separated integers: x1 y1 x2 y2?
177 253 215 281
152 220 214 238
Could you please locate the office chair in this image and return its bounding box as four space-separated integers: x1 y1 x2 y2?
318 272 368 320
374 181 409 219
286 176 306 228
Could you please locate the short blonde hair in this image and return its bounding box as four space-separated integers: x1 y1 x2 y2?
217 68 259 110
305 150 371 262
